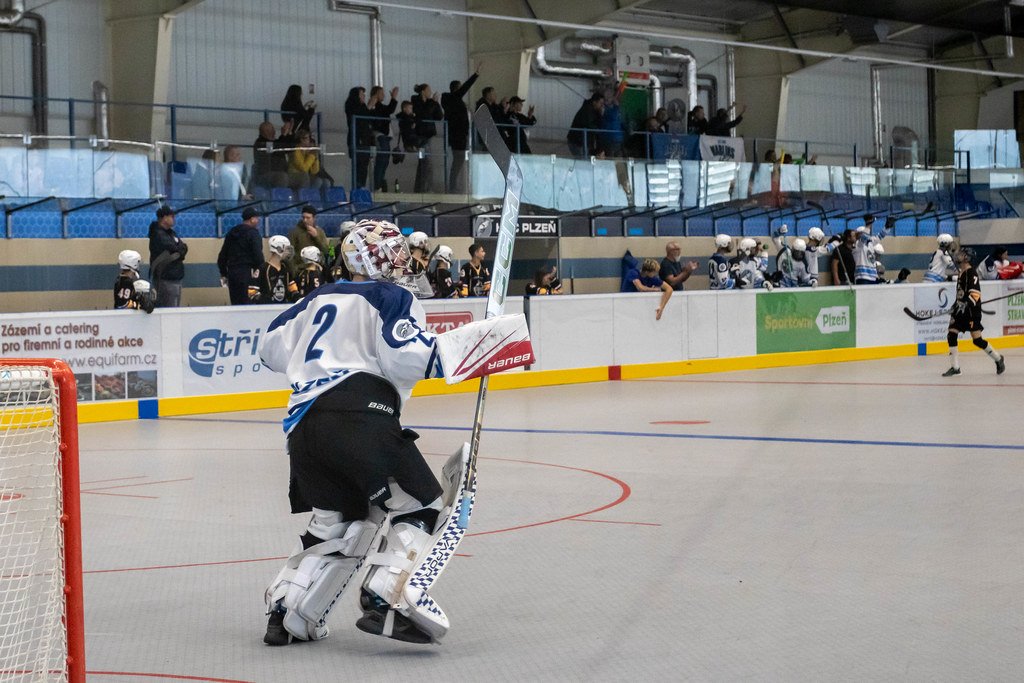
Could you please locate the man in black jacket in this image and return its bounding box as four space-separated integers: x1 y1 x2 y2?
442 66 480 193
567 93 605 158
148 206 189 308
252 120 295 189
217 207 264 305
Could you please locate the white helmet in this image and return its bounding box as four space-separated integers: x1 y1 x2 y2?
938 233 954 248
807 227 825 242
873 243 885 255
300 246 322 265
435 245 454 265
407 231 429 250
342 219 411 281
739 237 756 256
268 235 292 258
714 234 732 249
118 249 141 273
791 238 807 253
132 279 151 295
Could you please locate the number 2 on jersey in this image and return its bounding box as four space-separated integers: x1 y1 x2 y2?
304 304 337 362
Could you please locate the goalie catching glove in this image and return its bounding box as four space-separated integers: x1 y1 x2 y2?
435 313 534 385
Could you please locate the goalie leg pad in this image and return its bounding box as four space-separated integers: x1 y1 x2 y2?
360 443 474 642
265 509 384 642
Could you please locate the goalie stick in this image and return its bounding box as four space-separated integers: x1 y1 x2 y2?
902 289 1019 321
457 104 524 529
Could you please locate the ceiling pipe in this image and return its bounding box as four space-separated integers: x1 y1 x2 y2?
871 65 884 164
0 9 47 135
92 80 110 145
0 0 25 26
330 1 383 86
339 0 1024 79
532 44 611 79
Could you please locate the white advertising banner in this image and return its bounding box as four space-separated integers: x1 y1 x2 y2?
699 135 746 163
999 283 1024 336
911 284 954 343
179 307 284 395
0 311 161 402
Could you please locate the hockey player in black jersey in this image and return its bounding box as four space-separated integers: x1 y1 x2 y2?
943 247 1005 377
113 250 154 313
296 246 325 298
254 235 299 304
431 245 460 298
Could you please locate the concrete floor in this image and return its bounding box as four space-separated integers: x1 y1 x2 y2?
75 349 1024 682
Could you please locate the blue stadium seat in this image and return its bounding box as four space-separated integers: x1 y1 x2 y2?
271 187 295 203
325 186 347 204
350 188 372 204
298 187 322 203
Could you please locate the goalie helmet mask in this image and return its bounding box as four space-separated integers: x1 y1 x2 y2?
118 249 142 274
300 246 323 265
268 235 293 259
342 220 413 282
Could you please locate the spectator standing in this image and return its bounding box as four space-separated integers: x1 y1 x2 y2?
148 206 188 308
368 86 400 193
567 93 605 158
600 90 625 157
442 67 480 193
217 207 264 305
345 87 373 190
507 97 536 154
830 230 857 286
687 106 707 135
623 257 673 320
396 100 420 156
705 104 747 136
252 121 295 190
412 84 443 193
288 129 325 192
659 242 698 291
280 84 316 132
288 205 330 272
475 87 510 148
459 243 491 297
655 108 670 133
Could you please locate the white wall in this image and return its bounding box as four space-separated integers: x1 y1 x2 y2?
167 0 469 147
779 57 929 162
0 0 108 133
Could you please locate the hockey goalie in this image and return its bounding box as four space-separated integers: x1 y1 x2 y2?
258 220 532 646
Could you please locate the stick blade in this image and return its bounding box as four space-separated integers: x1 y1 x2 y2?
903 306 931 322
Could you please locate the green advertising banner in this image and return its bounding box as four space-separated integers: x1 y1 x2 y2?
756 290 857 354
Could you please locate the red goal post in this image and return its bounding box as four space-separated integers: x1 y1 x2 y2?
0 359 85 682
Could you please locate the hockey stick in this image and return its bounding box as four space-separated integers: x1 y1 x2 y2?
457 104 523 530
902 290 1020 321
806 200 830 227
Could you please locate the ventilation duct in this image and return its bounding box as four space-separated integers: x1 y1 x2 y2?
329 1 383 85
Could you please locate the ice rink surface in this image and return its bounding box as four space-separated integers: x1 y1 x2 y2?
78 349 1024 682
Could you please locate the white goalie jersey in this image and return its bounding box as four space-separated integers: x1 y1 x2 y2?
260 281 444 434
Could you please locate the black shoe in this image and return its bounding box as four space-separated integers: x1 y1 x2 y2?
942 367 962 377
355 609 435 644
263 609 292 646
996 358 1006 375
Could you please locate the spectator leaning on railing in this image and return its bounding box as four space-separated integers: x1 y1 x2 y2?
623 257 672 321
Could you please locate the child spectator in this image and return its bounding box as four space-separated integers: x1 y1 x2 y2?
460 243 491 297
525 265 563 297
114 250 154 313
255 235 299 304
296 246 325 298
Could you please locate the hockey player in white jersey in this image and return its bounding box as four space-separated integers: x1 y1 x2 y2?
804 226 833 283
258 219 527 647
924 233 958 283
772 226 816 287
733 237 773 290
852 215 889 284
708 234 738 290
979 246 1009 280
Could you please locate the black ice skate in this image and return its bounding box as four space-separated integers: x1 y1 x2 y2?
263 608 292 646
355 589 434 644
942 367 962 377
996 358 1006 375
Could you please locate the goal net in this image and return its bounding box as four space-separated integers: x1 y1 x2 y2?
0 360 84 683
